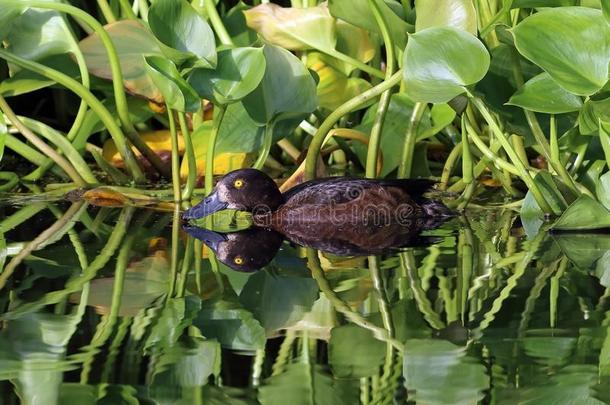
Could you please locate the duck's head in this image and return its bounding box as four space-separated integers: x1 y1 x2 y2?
183 225 284 272
182 169 283 221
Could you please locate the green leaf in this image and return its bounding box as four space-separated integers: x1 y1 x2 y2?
188 47 266 105
334 20 376 74
0 54 79 97
596 171 610 211
328 324 386 378
415 0 477 35
5 8 78 64
148 0 216 67
507 72 583 114
244 3 336 52
80 20 165 103
329 0 411 50
194 300 266 350
239 270 319 332
552 195 610 230
603 0 610 24
145 296 201 350
601 120 610 168
0 5 22 41
554 233 610 269
513 7 610 96
242 44 318 124
259 363 359 405
144 56 200 112
418 103 457 140
512 0 577 7
403 26 490 103
403 339 488 404
223 1 258 47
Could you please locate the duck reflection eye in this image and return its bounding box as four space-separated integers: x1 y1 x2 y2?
234 256 244 265
234 179 245 189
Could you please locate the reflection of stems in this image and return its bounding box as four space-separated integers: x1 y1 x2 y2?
401 250 445 329
206 105 227 194
398 102 426 178
369 256 393 336
168 109 182 202
0 49 145 182
366 0 395 178
80 227 137 383
0 202 87 290
205 0 234 46
179 112 197 201
3 208 134 320
517 262 557 337
194 239 203 294
305 71 402 180
0 96 85 185
253 120 276 170
251 348 265 387
550 257 568 328
168 206 181 298
306 249 405 352
101 317 132 382
176 237 193 298
272 330 296 376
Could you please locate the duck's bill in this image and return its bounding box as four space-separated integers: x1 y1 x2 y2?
182 191 228 221
182 225 227 252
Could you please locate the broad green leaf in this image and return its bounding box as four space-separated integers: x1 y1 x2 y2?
5 8 78 64
194 300 266 350
329 0 411 49
552 195 610 230
239 270 319 332
80 20 164 103
507 72 583 113
334 20 375 74
403 339 488 404
307 52 372 111
0 5 22 41
601 120 610 168
0 54 79 97
144 56 200 112
418 103 456 140
597 170 610 211
242 44 318 124
148 0 216 67
259 363 359 405
244 3 336 52
188 47 266 105
415 0 477 35
513 7 610 96
328 324 386 378
403 26 490 103
579 97 610 134
223 1 258 47
554 233 610 269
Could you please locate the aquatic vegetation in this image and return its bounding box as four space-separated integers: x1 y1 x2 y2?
1 0 610 403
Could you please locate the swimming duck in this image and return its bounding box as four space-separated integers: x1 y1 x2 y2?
182 169 451 233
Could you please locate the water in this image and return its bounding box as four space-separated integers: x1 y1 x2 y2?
0 201 609 404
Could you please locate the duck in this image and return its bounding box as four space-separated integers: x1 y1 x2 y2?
182 169 452 234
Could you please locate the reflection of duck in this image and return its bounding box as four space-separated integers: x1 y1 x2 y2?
183 169 451 233
183 226 283 272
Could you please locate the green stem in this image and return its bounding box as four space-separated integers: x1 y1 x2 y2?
305 70 402 180
4 0 171 179
550 114 559 164
398 102 426 178
509 49 578 194
118 0 138 19
96 0 117 23
365 0 395 178
0 49 146 182
206 105 226 194
461 115 474 185
325 48 385 80
439 141 462 190
179 112 197 201
205 0 234 46
168 108 181 202
253 120 276 170
0 172 18 192
0 95 86 185
470 97 553 214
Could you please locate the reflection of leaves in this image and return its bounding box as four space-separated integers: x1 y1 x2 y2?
519 365 604 405
194 300 266 350
239 270 319 332
85 253 169 316
521 336 576 366
328 324 386 378
259 363 359 405
403 339 488 405
553 234 610 270
145 296 201 350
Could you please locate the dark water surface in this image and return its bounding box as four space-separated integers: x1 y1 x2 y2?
0 201 609 404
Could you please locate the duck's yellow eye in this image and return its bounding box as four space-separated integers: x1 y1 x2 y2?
234 179 245 189
234 256 244 265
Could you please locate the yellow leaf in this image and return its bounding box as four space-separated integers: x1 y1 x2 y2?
102 130 185 166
